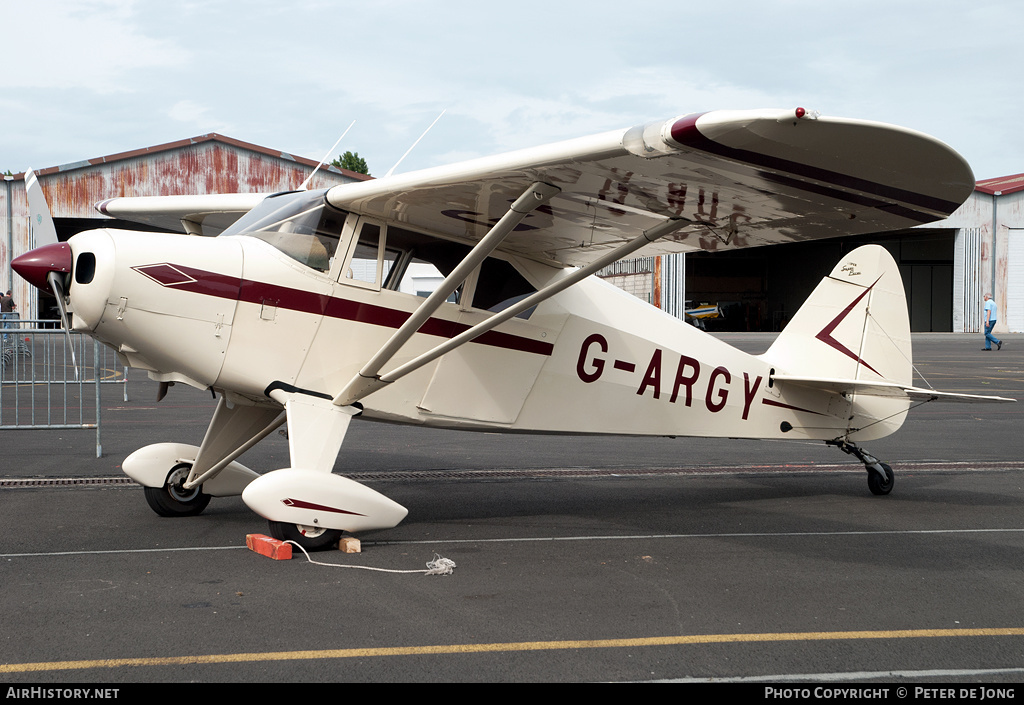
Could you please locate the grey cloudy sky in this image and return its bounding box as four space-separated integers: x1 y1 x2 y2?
2 0 1021 180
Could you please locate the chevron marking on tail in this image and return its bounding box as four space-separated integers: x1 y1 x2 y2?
814 276 882 376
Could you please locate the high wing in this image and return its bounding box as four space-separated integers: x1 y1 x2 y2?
82 108 980 408
324 108 976 267
96 192 267 235
90 109 974 259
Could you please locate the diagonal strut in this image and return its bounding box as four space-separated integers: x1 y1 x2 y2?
334 181 561 406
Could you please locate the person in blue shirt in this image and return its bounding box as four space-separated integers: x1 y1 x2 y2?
982 293 1003 351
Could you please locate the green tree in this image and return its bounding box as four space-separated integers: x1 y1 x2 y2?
331 151 369 176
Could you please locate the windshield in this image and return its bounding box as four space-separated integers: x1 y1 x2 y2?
221 189 347 272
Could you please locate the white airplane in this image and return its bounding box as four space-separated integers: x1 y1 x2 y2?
13 108 1015 550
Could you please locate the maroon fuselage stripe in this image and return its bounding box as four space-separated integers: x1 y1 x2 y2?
669 114 962 220
140 264 554 356
761 398 826 416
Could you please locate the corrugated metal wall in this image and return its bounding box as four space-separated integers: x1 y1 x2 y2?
598 187 1024 333
598 253 687 319
658 253 686 319
1008 229 1024 332
954 227 982 332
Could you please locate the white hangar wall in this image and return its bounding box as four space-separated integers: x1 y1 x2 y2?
918 175 1024 333
600 175 1024 335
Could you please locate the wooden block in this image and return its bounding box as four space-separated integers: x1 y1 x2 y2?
338 536 361 553
246 533 292 560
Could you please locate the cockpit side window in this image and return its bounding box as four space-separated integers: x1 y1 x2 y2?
221 190 346 273
341 221 401 288
379 225 470 301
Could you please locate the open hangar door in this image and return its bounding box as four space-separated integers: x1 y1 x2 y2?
684 229 957 332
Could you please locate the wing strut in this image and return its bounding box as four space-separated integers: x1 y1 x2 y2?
334 181 561 405
334 214 691 406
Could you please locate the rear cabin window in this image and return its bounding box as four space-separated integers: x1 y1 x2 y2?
376 225 537 318
471 258 536 315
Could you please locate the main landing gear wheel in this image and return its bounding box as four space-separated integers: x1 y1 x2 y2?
143 462 212 517
268 521 343 551
867 462 895 496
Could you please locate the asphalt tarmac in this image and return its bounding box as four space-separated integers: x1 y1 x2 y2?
2 333 1023 686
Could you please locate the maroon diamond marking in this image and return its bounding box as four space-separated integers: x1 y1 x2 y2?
133 264 198 287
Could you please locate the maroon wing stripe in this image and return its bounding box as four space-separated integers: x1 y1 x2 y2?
669 114 961 219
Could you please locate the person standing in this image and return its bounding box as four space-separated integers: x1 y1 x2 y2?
1 289 15 320
1 289 15 341
982 293 1003 351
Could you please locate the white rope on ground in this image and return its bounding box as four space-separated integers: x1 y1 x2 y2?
285 541 456 575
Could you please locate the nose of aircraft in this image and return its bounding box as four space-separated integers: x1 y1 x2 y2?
12 230 115 332
11 242 72 294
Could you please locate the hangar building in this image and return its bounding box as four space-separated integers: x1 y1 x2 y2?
601 173 1024 335
2 134 1020 335
2 134 369 320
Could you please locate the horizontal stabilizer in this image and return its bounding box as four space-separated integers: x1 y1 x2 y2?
762 244 1013 441
772 374 1016 404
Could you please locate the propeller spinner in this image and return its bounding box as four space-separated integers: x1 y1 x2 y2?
11 241 72 293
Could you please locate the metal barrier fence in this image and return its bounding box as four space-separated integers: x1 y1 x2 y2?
1 315 128 458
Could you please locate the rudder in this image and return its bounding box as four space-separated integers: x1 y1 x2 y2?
762 244 912 440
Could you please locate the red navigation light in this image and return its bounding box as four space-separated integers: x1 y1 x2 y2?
795 107 807 119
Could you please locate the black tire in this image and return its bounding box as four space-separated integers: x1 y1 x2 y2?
268 520 342 551
867 463 895 496
144 462 211 517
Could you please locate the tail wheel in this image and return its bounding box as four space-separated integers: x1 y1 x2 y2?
268 520 343 551
144 462 211 517
867 463 895 496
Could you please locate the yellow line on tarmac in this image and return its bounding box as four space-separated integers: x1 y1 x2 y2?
4 627 1024 674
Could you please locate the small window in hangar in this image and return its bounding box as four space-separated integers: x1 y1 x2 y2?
684 230 956 333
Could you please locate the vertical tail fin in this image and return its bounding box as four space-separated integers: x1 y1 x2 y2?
762 244 912 440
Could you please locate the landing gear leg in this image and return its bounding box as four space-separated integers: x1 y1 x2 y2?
827 440 895 496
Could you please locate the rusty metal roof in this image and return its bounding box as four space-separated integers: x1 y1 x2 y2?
10 133 373 183
975 173 1024 196
11 133 1021 198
